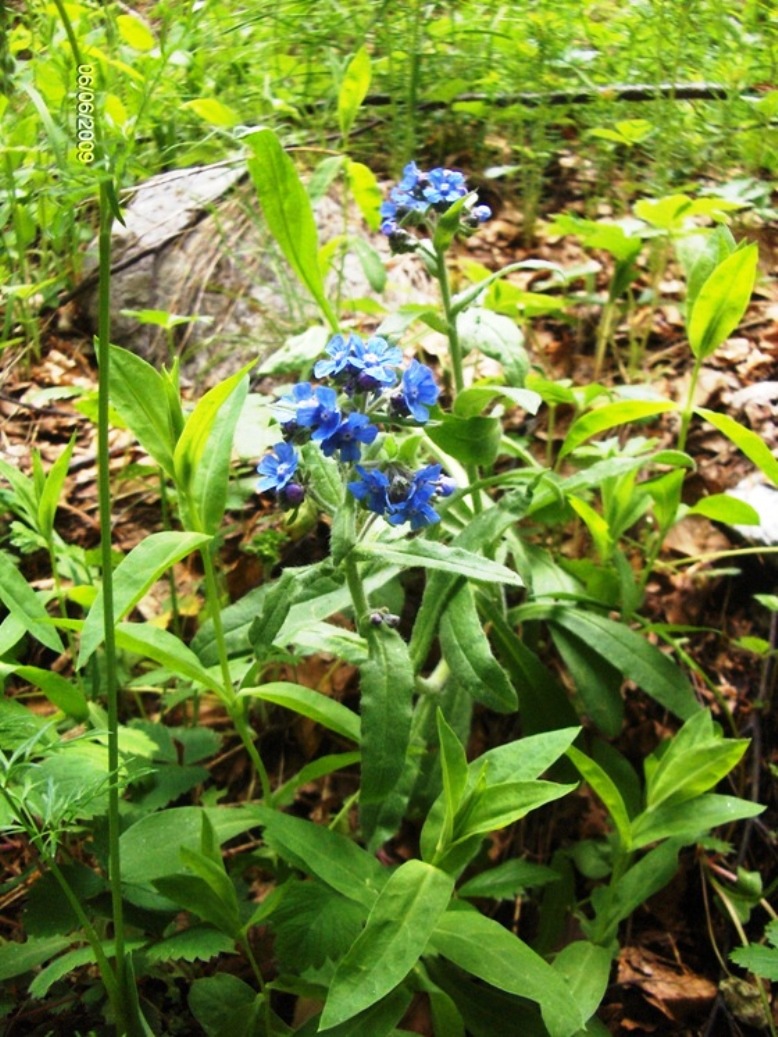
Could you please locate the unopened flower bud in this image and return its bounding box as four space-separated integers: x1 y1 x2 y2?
280 482 305 508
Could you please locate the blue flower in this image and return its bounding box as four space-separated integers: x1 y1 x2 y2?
423 167 468 208
349 335 403 390
295 385 342 442
257 441 299 493
273 381 315 432
472 204 492 223
348 465 391 514
396 360 440 423
386 466 441 530
320 412 378 462
314 333 362 379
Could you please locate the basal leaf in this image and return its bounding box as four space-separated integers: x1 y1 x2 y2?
687 244 759 359
109 345 180 477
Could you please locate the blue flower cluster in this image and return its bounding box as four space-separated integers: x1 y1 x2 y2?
349 463 455 531
256 332 452 530
380 161 492 243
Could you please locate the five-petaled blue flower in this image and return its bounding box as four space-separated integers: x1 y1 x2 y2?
348 462 453 530
313 333 362 380
257 441 299 493
396 359 440 423
320 412 378 462
423 168 468 208
296 385 342 442
348 465 391 514
349 336 403 390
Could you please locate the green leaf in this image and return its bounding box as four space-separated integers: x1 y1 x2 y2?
430 911 584 1037
252 806 387 908
585 840 682 945
454 780 576 842
439 583 518 713
109 346 181 477
346 159 382 232
458 859 559 900
114 622 224 695
189 975 257 1037
436 709 469 849
301 440 344 513
189 376 249 534
426 412 502 466
182 97 239 127
116 12 155 49
559 401 677 460
0 935 72 981
355 540 523 587
0 548 63 654
687 493 760 525
695 408 778 485
631 793 764 849
687 244 759 359
548 623 624 736
173 363 253 498
142 926 235 965
239 682 360 742
246 128 338 330
4 664 88 720
78 531 211 667
456 307 530 386
320 860 454 1029
154 871 241 939
433 194 472 252
270 879 366 972
316 989 412 1037
551 941 612 1025
730 943 778 981
675 225 736 311
567 746 632 849
359 626 414 846
528 606 700 721
37 435 76 542
338 46 371 139
453 384 541 418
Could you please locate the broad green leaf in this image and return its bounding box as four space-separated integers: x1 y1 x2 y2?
453 384 541 419
675 226 735 311
687 244 758 359
154 871 241 939
359 626 414 846
567 746 632 848
458 859 559 900
548 624 624 736
301 440 344 513
433 193 471 252
631 793 764 849
436 709 469 849
78 531 210 666
270 879 367 973
272 752 361 808
173 363 253 497
525 605 700 720
246 128 338 330
315 988 412 1037
355 540 523 587
37 436 75 542
28 939 147 1000
239 682 360 742
696 408 778 485
646 718 749 810
456 307 530 386
189 975 257 1037
0 935 72 981
430 911 584 1037
251 806 387 908
143 928 234 966
633 194 692 231
585 840 682 945
109 346 180 478
319 860 454 1029
346 159 382 231
116 12 155 49
338 46 371 139
114 622 223 695
0 548 63 653
189 376 248 534
426 412 502 466
559 401 677 460
687 493 760 525
439 582 517 713
182 97 239 127
4 664 88 720
551 941 612 1024
454 780 576 842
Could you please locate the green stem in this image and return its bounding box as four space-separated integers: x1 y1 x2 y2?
678 353 703 454
199 543 272 802
96 177 129 1035
435 247 483 513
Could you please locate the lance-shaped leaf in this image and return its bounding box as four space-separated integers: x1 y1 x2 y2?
319 860 454 1030
0 549 63 654
355 540 523 586
338 46 371 139
246 128 338 330
109 346 182 477
687 244 758 360
239 682 360 743
78 531 210 667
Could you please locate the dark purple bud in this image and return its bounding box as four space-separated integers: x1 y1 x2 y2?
389 391 411 418
280 482 305 508
369 612 385 626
